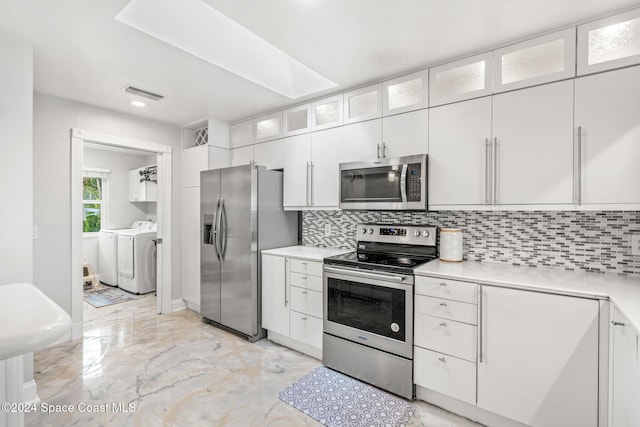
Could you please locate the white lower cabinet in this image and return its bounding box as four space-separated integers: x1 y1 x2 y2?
477 286 599 427
414 347 477 405
610 307 640 427
414 277 478 404
261 253 325 358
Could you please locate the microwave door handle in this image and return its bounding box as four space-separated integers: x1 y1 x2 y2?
400 164 408 203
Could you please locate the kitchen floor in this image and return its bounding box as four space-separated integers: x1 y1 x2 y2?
27 296 482 427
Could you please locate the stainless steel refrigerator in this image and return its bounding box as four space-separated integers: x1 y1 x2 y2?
200 164 298 341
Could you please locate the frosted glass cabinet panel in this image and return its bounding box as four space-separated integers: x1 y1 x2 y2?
311 95 343 131
382 70 429 115
283 104 311 137
494 29 576 92
578 8 640 75
255 112 282 143
344 84 382 124
230 120 255 148
430 53 493 107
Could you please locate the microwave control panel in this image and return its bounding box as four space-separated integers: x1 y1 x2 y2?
407 163 422 201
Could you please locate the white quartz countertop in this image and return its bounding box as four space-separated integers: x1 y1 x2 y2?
0 283 72 360
261 245 351 261
415 260 640 331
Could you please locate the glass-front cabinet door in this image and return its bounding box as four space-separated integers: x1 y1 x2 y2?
429 53 493 107
382 69 429 116
578 8 640 75
494 28 576 92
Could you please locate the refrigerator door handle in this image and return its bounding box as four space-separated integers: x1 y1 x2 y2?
214 198 222 261
220 198 229 263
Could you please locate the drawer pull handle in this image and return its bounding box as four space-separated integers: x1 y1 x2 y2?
302 276 307 280
301 317 307 320
439 302 447 307
438 357 446 363
612 321 626 327
440 282 447 286
301 291 308 294
301 262 307 265
439 322 447 327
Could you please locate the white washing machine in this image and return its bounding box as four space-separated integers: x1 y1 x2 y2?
117 224 157 294
98 221 155 287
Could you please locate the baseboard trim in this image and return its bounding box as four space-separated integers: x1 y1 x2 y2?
171 298 186 312
72 321 83 340
184 301 200 314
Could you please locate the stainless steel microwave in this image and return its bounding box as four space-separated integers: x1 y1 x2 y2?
339 154 428 210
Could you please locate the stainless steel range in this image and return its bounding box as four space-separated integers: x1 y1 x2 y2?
323 223 438 399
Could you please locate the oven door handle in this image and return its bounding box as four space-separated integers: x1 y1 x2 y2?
324 266 407 282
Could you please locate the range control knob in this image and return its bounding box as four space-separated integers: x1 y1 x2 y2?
368 228 374 234
361 228 367 234
413 230 421 237
422 230 430 237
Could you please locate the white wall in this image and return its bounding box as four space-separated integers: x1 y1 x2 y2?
0 34 33 286
83 147 152 228
33 94 184 315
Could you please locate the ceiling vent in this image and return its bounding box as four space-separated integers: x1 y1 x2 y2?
122 85 164 101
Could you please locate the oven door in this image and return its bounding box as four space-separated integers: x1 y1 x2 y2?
323 265 413 359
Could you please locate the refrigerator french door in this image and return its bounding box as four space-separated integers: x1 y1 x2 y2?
200 164 298 341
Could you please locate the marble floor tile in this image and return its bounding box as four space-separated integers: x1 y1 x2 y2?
26 295 482 426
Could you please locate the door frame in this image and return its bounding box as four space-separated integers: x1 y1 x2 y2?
70 128 173 339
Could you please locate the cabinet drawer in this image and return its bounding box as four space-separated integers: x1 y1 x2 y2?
415 276 478 304
290 286 322 318
414 347 476 405
290 272 322 292
290 311 322 349
290 258 323 277
415 295 477 325
415 313 477 362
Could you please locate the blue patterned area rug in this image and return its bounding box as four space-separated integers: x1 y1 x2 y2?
83 287 136 308
279 366 414 426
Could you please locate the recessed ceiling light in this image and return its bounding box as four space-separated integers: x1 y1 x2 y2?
131 100 146 107
115 0 337 99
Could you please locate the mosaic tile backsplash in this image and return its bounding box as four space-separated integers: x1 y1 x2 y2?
302 210 640 277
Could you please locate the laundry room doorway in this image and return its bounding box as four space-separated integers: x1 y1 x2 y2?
70 128 173 338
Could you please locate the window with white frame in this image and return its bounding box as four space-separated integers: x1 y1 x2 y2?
82 168 110 233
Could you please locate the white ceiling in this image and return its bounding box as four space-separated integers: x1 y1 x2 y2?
0 0 639 126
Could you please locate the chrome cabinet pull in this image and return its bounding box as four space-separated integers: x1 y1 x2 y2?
611 321 626 327
301 290 308 294
301 316 307 321
284 258 289 307
576 126 583 206
479 286 484 363
382 142 387 158
377 143 381 159
439 302 447 307
438 357 446 363
439 322 447 327
301 276 307 280
310 161 315 206
301 262 307 265
493 137 498 205
485 138 490 205
306 162 311 206
439 282 447 287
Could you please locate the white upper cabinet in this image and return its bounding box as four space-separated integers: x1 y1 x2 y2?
578 8 640 75
254 112 282 143
283 104 312 137
429 97 492 206
492 80 575 205
310 127 343 208
430 53 493 107
311 94 344 131
574 65 640 205
282 133 312 209
230 145 254 167
382 70 429 116
342 119 382 162
230 120 255 148
343 84 383 124
381 109 429 158
254 139 283 170
494 28 576 92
